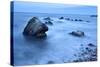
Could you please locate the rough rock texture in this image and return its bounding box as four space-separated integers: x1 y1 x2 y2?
23 17 48 38
69 30 85 37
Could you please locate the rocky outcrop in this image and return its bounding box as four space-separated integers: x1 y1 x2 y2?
23 17 48 38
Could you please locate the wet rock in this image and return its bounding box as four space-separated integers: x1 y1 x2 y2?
75 19 78 21
45 21 53 25
69 30 85 37
44 17 52 21
88 43 95 47
47 61 55 64
59 17 64 19
23 17 48 38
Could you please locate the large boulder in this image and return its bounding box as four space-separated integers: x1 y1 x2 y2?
23 17 48 38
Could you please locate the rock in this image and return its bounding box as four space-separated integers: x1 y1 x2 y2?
86 21 90 22
70 19 73 21
65 18 70 20
75 19 78 21
90 15 97 17
59 17 64 19
44 17 52 21
88 43 95 47
45 21 53 25
78 19 83 21
69 30 85 37
23 17 48 38
47 61 55 64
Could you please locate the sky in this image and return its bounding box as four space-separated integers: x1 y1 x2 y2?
11 1 97 15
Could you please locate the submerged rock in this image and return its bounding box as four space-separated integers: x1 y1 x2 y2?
69 30 85 37
70 19 73 21
88 43 95 47
23 17 48 38
45 21 53 25
65 18 70 20
78 19 83 21
75 19 78 21
44 17 52 21
86 21 90 23
59 17 64 19
47 61 55 64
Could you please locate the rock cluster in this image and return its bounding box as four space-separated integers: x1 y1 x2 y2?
73 43 97 62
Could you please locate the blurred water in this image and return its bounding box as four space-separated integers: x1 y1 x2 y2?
13 12 97 66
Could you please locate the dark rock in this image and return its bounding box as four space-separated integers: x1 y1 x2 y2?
90 15 97 17
86 21 90 22
88 43 95 47
47 61 55 64
44 17 52 21
59 17 64 19
23 17 48 38
69 30 85 37
75 19 78 21
45 21 53 25
78 19 83 21
73 60 79 62
86 47 89 50
70 19 73 21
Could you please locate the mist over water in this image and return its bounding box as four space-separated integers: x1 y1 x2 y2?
13 12 97 66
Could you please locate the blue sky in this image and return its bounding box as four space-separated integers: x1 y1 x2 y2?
12 1 97 15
